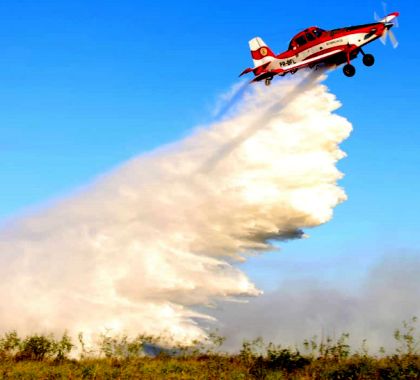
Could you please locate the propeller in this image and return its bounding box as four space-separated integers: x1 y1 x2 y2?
374 2 399 49
380 27 399 48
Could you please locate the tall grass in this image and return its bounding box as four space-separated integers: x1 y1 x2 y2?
0 318 419 379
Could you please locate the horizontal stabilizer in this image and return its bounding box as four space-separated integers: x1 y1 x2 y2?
239 61 271 77
239 67 254 77
251 69 285 83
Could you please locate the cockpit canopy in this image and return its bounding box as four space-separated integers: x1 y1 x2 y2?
288 27 326 50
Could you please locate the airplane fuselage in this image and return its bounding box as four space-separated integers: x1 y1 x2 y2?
257 22 387 76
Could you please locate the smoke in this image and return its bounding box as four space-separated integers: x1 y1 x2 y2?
0 73 351 344
211 252 420 353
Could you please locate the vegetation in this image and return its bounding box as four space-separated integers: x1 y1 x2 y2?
0 318 419 379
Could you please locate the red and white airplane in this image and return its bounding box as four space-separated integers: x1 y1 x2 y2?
240 12 399 85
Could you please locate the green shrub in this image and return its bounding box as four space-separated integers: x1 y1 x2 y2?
266 345 309 373
0 331 73 362
16 334 54 361
394 316 419 356
0 331 21 359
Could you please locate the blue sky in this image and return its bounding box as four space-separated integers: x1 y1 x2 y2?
0 1 419 289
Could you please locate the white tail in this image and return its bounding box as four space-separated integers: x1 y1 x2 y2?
249 37 276 67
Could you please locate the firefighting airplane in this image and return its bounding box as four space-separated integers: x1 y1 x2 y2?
240 12 399 85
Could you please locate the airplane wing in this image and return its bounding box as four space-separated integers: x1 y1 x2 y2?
250 48 345 82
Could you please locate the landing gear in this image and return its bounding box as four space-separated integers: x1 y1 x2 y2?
265 77 272 86
343 64 356 77
341 47 374 78
343 47 355 77
360 48 375 67
362 53 375 67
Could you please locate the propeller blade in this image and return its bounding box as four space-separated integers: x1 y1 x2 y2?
389 30 399 48
380 29 388 45
382 1 388 17
394 17 399 28
374 11 380 22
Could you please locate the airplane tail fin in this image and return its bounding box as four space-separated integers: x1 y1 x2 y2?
249 37 276 67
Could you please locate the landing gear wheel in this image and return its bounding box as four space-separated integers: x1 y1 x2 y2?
265 78 272 86
362 54 375 67
343 64 356 77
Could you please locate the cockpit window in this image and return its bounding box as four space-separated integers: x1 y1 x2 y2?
313 28 325 38
295 35 307 46
289 28 326 50
306 33 315 41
